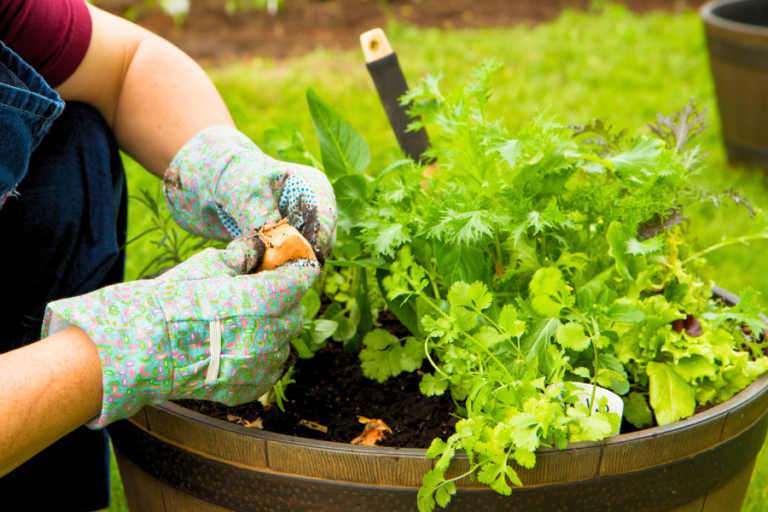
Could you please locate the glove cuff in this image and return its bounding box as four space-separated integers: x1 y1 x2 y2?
42 281 172 429
163 126 263 241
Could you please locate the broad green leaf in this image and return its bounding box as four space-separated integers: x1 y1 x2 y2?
573 367 591 379
579 412 616 440
490 139 523 167
521 318 559 375
435 481 456 508
425 438 449 458
646 361 696 426
664 282 689 304
622 392 654 429
608 137 661 176
513 448 536 469
420 372 449 396
626 236 663 256
377 268 422 337
264 122 322 168
509 413 541 452
448 281 493 311
309 319 338 345
307 88 370 180
434 241 488 289
291 335 315 359
401 337 426 372
362 328 397 350
672 354 718 384
333 174 368 218
556 322 591 351
606 221 632 281
500 304 526 338
369 223 409 256
597 353 630 395
529 267 572 317
332 316 356 342
606 302 646 323
346 274 374 353
300 288 321 320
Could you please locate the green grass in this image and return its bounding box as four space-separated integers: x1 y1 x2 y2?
111 4 768 510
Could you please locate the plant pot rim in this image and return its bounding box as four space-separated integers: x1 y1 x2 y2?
155 286 768 459
701 0 768 39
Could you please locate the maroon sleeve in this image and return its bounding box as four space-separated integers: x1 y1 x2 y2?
0 0 92 88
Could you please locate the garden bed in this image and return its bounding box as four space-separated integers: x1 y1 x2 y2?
97 0 707 62
177 341 458 448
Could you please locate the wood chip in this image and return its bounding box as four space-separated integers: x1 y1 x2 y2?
351 416 392 446
299 419 328 433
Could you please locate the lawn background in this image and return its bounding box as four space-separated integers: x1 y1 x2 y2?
106 4 768 510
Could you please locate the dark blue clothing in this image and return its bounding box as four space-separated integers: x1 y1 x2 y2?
0 41 127 511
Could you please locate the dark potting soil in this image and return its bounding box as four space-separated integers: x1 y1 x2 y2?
176 342 457 448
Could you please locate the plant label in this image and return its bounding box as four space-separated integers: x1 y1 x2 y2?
570 382 625 419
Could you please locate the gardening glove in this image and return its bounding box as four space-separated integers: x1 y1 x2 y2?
41 237 320 429
163 126 336 262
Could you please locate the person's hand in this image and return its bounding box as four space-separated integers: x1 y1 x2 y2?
41 237 319 428
163 127 336 262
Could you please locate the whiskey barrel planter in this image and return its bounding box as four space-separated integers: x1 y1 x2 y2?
108 287 768 512
702 0 768 167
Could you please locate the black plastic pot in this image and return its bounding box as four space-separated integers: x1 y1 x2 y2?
702 0 768 167
108 287 768 512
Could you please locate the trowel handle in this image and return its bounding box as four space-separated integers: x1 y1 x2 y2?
360 29 431 162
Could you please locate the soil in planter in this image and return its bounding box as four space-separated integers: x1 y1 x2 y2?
176 342 457 448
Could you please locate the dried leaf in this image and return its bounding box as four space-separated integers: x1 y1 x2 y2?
299 419 328 433
351 417 393 445
243 418 264 429
226 414 244 424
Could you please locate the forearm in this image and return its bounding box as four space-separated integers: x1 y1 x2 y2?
0 327 102 477
55 4 235 178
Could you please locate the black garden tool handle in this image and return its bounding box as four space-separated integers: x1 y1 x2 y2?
360 29 432 163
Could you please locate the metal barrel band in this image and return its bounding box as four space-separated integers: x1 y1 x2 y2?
108 408 768 512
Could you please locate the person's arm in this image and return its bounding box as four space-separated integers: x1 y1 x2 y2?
0 327 102 477
54 3 235 178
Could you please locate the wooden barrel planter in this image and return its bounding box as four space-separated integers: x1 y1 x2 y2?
108 287 768 512
702 0 768 167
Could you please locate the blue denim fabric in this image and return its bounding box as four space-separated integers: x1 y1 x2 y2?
0 41 127 511
0 41 65 207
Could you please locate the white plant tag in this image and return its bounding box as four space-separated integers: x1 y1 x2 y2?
570 382 624 420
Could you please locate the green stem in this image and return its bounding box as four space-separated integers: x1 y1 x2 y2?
406 275 514 381
565 308 600 409
494 231 504 271
424 336 450 379
429 262 442 300
682 233 768 265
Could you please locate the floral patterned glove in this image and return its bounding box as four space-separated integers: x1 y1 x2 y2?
41 238 320 429
163 126 336 262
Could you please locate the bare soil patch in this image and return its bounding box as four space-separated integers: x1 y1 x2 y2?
97 0 707 63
